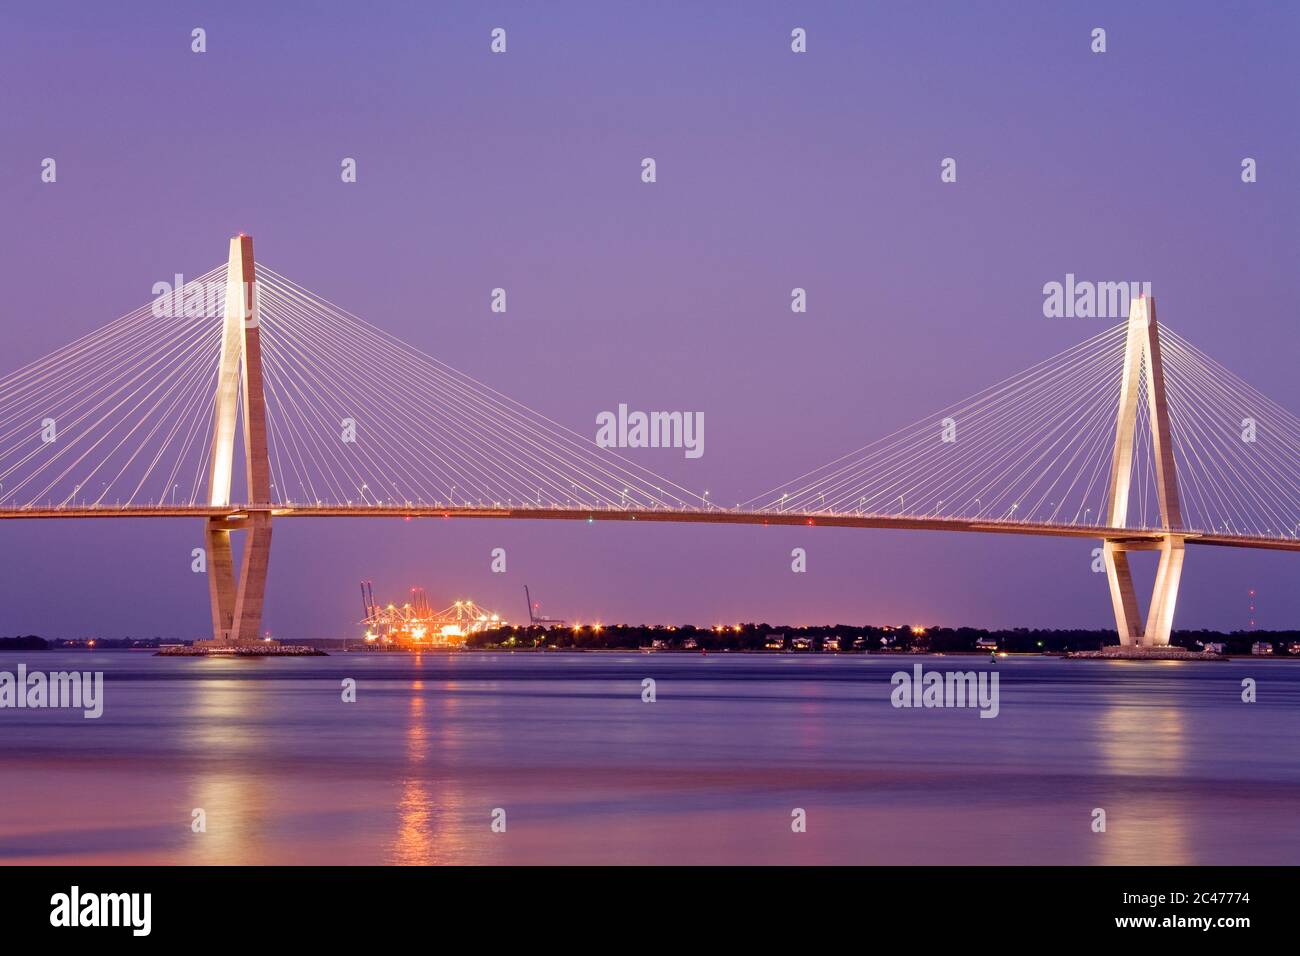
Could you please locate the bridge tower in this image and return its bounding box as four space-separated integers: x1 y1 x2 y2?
1101 295 1184 646
200 234 274 646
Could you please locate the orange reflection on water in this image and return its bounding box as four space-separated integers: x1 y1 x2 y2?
1094 688 1192 865
392 679 432 864
390 676 473 864
184 673 270 864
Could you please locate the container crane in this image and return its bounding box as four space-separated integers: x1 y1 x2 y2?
524 585 566 626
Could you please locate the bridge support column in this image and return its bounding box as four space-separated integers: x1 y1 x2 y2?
1101 541 1142 645
1102 295 1185 648
205 522 236 642
232 511 273 640
1144 534 1185 646
199 235 275 646
1102 535 1184 647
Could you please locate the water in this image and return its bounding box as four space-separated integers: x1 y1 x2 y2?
1 651 1297 865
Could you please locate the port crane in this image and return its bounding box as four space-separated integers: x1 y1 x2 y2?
524 585 566 626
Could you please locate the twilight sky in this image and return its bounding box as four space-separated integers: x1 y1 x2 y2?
1 1 1297 639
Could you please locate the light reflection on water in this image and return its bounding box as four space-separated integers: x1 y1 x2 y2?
1 651 1297 865
393 678 431 865
185 677 268 865
1095 702 1191 865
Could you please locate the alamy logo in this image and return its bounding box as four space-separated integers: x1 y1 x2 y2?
595 404 704 459
890 663 999 718
151 273 258 322
50 886 151 936
0 665 103 718
1042 274 1151 318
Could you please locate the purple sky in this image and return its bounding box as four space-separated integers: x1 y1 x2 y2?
1 1 1298 639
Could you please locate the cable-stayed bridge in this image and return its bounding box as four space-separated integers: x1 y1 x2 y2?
2 236 1297 648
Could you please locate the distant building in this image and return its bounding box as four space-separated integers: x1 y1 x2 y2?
1287 642 1300 655
791 635 813 651
975 637 998 650
1203 642 1226 654
764 633 785 650
683 637 698 650
823 636 841 652
1251 641 1274 655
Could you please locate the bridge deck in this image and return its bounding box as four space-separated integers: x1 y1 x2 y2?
1 505 1296 551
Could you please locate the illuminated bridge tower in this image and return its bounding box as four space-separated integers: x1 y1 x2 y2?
200 234 274 646
1101 295 1185 647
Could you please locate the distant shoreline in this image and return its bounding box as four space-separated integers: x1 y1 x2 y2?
5 625 1298 659
4 645 1294 663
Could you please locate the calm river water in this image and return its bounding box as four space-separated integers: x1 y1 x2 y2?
1 651 1297 864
